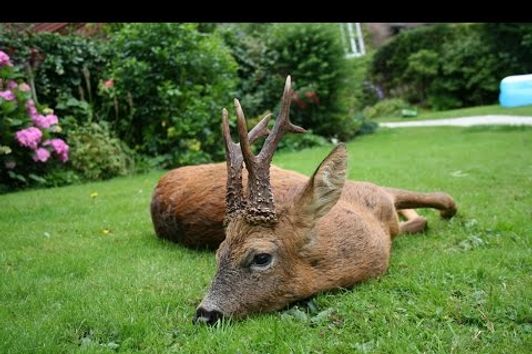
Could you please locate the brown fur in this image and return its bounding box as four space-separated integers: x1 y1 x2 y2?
151 145 457 319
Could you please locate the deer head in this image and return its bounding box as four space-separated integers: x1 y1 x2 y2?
194 76 348 325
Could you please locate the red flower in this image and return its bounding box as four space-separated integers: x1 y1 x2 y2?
103 79 114 89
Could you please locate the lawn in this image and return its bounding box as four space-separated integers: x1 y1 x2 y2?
1 126 531 353
375 104 532 122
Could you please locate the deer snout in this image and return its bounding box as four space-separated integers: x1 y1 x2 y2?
193 306 223 326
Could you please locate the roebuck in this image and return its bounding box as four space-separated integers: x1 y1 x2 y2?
150 76 457 325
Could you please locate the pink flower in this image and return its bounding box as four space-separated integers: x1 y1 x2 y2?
26 99 38 118
32 147 51 162
15 127 42 150
32 114 58 129
0 50 12 67
7 80 17 90
44 138 69 162
0 90 15 101
32 114 48 128
103 79 114 89
18 83 31 92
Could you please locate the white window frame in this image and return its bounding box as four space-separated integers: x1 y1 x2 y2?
340 23 366 58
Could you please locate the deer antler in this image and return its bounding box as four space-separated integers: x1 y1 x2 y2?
234 75 306 224
222 109 271 223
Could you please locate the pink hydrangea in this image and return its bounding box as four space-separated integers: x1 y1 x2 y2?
0 90 15 101
26 99 38 118
44 138 69 162
7 80 17 90
15 127 42 150
0 50 12 67
32 147 51 162
32 114 58 129
18 83 31 92
45 114 58 126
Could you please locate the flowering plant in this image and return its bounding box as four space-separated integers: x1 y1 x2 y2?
0 50 69 188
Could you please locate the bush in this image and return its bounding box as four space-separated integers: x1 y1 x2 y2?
103 23 238 167
428 26 499 109
370 23 532 110
277 131 329 152
340 54 380 116
0 31 108 123
363 98 410 119
222 24 356 140
67 121 133 180
0 50 70 191
218 24 272 119
353 112 379 136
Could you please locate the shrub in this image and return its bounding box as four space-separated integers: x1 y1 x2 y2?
370 23 532 110
222 24 356 140
0 31 108 123
218 24 272 119
0 50 70 191
353 112 379 136
370 24 452 102
363 98 410 119
429 26 499 109
67 121 133 181
277 131 329 152
340 54 379 116
103 23 238 167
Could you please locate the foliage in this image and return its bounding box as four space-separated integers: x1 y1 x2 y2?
352 112 379 136
480 23 532 76
277 131 329 152
340 54 380 116
371 24 452 102
428 26 499 109
0 31 108 123
0 50 70 191
363 98 411 119
103 23 238 167
370 23 532 110
218 24 271 120
67 121 134 181
222 24 357 140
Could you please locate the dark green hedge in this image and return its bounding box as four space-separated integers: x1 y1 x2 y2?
370 23 532 109
222 24 360 141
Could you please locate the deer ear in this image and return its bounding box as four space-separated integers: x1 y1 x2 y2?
293 144 348 226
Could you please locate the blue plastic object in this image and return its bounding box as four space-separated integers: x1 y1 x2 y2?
499 74 532 107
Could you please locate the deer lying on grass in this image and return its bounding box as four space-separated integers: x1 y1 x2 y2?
150 76 457 325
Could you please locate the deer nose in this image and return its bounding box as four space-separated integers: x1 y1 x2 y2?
193 306 223 325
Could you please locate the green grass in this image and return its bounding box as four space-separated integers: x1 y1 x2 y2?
1 126 531 353
375 104 532 122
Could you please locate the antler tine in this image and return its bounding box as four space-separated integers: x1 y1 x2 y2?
222 108 244 217
234 98 257 170
224 109 271 151
248 112 272 143
258 75 306 163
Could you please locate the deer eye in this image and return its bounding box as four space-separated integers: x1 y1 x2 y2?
252 253 272 267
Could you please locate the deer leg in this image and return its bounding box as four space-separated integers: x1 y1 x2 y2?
385 187 457 219
398 209 427 234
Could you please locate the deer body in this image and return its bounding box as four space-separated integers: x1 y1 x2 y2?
150 76 457 324
151 162 399 251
